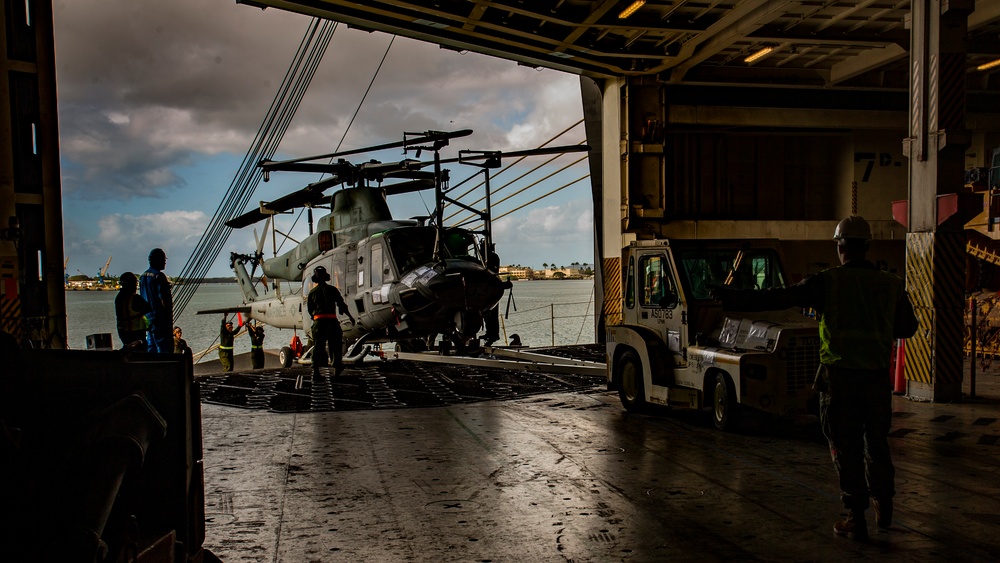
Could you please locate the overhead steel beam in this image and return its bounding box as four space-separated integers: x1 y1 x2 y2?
828 43 908 85
667 105 907 129
659 0 790 81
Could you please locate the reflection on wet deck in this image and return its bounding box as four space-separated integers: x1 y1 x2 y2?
201 364 1000 562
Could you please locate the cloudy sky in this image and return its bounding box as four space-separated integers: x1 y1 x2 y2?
53 0 593 281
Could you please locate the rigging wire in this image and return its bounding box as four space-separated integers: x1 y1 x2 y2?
330 36 396 161
443 119 583 212
274 35 397 258
172 18 336 320
175 19 332 314
444 143 587 224
451 155 589 227
463 174 590 231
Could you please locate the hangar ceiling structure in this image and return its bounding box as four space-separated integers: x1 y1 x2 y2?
238 1 1000 93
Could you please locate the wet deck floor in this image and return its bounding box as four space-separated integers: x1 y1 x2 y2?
198 359 1000 562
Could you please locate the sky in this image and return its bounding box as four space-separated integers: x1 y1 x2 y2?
52 0 594 281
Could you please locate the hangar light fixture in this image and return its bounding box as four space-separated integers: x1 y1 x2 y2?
745 45 775 63
618 0 646 19
977 58 1000 72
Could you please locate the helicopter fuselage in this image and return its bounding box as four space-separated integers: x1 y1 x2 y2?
301 225 508 345
228 224 509 348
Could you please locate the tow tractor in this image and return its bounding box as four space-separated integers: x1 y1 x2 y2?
606 239 820 431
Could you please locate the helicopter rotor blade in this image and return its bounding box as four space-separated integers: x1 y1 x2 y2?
259 129 473 171
382 178 437 196
414 143 591 169
465 143 591 160
257 217 270 257
226 176 342 229
249 215 271 280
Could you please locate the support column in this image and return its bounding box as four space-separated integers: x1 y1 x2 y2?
903 0 973 402
581 76 625 341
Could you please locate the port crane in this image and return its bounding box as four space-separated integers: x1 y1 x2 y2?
98 256 113 287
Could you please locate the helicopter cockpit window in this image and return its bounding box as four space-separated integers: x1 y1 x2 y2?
443 229 476 260
381 243 393 283
371 244 383 287
333 257 345 290
387 228 436 272
678 248 787 300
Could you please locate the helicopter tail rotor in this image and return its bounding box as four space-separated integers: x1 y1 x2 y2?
250 216 271 282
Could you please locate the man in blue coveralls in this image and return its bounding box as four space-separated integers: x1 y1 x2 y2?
139 248 173 354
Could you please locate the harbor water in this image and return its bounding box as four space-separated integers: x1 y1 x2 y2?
65 279 597 361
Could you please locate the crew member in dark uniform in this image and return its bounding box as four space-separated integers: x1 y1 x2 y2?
481 242 501 346
713 215 918 541
219 316 240 372
115 272 150 350
173 326 191 355
307 266 355 378
248 321 266 369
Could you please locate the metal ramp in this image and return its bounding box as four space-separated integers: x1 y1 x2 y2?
197 345 607 412
385 345 606 378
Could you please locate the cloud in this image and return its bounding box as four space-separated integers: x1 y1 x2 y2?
102 209 207 247
55 0 592 275
53 0 584 201
492 199 593 267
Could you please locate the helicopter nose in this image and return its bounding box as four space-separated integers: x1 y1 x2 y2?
426 266 506 309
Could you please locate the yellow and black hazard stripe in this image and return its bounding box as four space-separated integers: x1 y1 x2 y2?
602 257 622 328
1 296 22 341
906 232 965 385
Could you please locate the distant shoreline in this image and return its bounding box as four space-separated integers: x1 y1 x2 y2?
65 279 238 290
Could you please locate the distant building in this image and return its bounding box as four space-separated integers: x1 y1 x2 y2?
540 263 594 280
499 265 533 280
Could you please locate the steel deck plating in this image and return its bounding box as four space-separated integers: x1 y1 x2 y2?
198 354 1000 562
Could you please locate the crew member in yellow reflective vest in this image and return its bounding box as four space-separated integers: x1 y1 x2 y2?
219 316 241 372
115 272 151 349
712 215 917 542
248 321 265 369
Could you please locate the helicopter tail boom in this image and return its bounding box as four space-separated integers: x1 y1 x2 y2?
230 252 261 304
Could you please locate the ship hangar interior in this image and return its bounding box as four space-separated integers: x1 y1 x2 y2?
3 1 1000 562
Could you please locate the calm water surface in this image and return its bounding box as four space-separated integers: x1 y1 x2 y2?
65 280 596 362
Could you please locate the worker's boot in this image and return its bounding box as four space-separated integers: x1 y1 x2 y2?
833 511 869 541
872 497 893 531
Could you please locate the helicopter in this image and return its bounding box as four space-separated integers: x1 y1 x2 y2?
199 129 589 367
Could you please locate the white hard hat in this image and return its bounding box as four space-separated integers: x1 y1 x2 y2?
833 215 872 241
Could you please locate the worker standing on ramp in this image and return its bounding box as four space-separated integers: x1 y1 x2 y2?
249 321 266 369
307 266 354 378
713 215 917 541
219 316 240 372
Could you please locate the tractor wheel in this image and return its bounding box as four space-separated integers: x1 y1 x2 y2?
711 372 741 432
617 350 645 412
